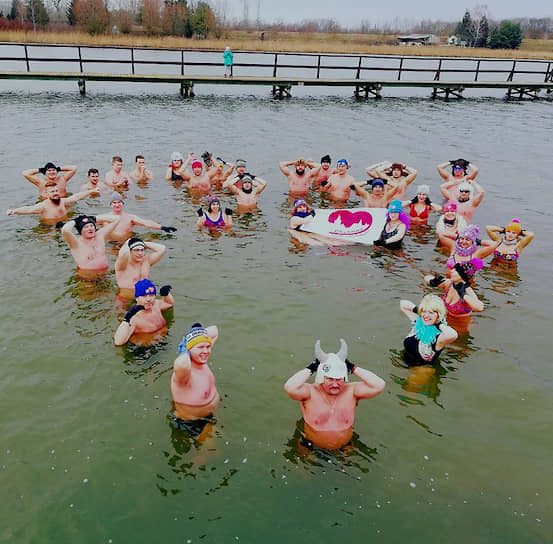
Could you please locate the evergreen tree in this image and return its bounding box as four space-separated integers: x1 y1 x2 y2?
26 0 49 28
475 15 489 47
66 0 75 25
490 21 523 49
8 0 19 20
455 10 476 46
189 1 216 38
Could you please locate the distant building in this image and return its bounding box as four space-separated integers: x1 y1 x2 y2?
447 35 467 47
396 34 439 46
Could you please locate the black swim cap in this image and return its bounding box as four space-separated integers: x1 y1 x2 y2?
75 215 96 234
321 154 331 164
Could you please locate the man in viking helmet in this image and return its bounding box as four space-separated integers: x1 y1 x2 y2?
284 339 385 450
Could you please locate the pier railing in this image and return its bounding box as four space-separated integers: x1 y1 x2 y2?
1 42 552 84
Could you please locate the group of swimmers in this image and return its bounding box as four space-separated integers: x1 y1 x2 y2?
7 152 535 450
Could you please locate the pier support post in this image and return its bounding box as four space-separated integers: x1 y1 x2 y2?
354 84 382 100
180 82 195 98
77 79 86 95
431 86 464 100
506 87 540 100
272 85 291 99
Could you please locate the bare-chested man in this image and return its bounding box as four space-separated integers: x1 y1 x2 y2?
222 173 267 211
61 214 120 273
437 158 479 185
284 339 385 450
310 154 335 190
209 157 235 186
351 178 399 208
105 156 131 191
279 157 318 195
114 279 174 346
181 155 219 193
367 162 417 201
22 162 78 199
80 168 109 194
115 236 166 296
129 155 153 185
319 158 357 202
171 323 220 431
7 182 97 225
96 192 177 242
440 180 485 222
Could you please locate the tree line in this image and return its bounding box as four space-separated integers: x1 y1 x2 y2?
0 2 551 47
0 0 221 38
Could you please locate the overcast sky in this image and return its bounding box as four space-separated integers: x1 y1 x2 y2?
220 0 552 28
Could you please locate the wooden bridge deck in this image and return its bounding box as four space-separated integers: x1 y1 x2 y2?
1 70 552 99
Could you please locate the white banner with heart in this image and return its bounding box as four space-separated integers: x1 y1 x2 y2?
299 207 387 245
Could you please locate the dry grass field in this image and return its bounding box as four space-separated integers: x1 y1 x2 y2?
0 29 552 60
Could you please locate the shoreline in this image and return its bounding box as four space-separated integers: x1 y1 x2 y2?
1 30 552 60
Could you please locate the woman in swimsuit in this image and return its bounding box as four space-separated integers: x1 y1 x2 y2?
486 219 535 266
166 151 189 182
197 195 233 229
435 201 467 251
424 263 484 330
400 294 458 366
374 200 409 250
402 184 442 225
446 224 495 277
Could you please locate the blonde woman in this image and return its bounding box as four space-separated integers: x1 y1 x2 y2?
400 295 458 365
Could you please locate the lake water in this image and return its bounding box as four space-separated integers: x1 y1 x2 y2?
0 74 552 543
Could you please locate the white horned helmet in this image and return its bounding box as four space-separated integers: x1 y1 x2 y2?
314 339 348 384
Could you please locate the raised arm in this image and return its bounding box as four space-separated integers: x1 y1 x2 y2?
129 214 162 230
485 224 503 242
96 215 121 239
351 365 386 400
437 162 451 181
22 168 42 187
463 286 484 312
146 241 167 266
61 165 78 183
352 183 370 200
471 181 485 207
435 323 458 351
279 161 293 177
64 188 98 205
114 304 144 346
158 285 174 311
466 163 479 181
6 202 44 216
399 299 418 322
253 177 268 194
518 230 535 252
440 179 457 200
173 351 192 385
61 220 79 249
115 235 132 271
404 166 417 186
284 367 313 401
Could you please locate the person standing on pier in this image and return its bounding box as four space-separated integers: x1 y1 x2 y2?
223 46 234 78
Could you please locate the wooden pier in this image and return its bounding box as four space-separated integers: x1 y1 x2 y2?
1 43 552 100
